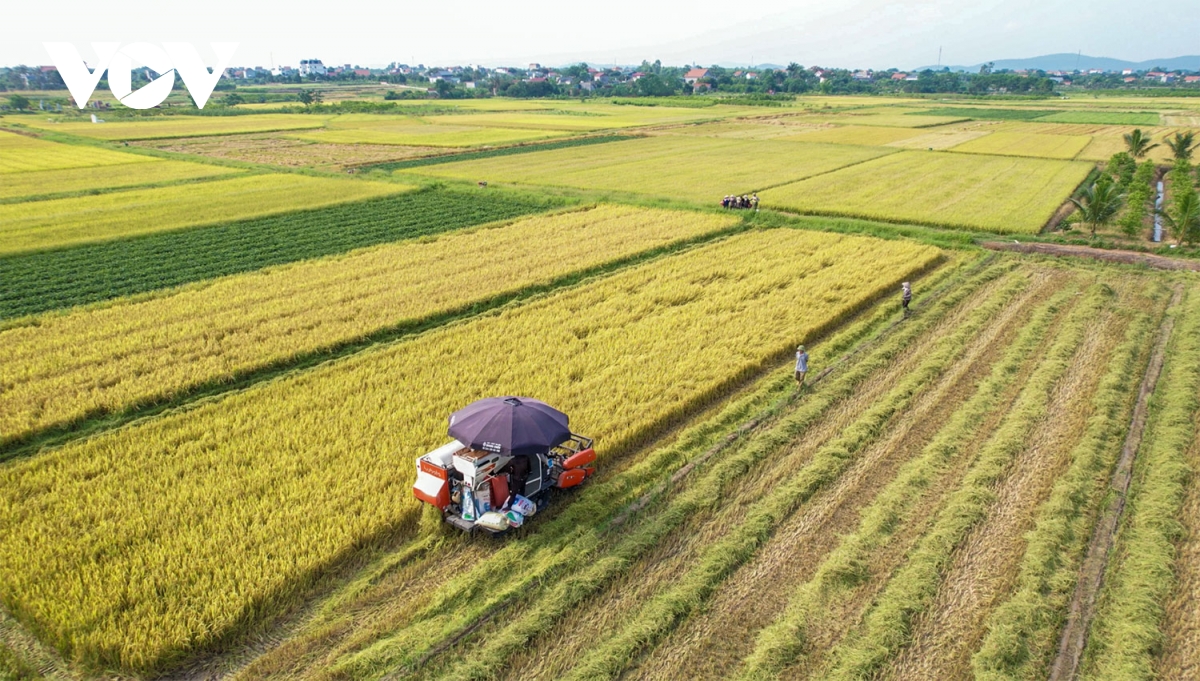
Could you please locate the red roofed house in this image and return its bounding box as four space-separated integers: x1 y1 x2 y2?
353 69 370 77
1185 76 1200 84
891 72 907 80
684 68 709 85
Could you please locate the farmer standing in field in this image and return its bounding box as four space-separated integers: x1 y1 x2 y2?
901 282 913 318
795 344 809 388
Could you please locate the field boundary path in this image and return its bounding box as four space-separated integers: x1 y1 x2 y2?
983 241 1200 272
1049 284 1184 681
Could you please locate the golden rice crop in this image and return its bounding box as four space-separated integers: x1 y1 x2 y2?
949 131 1092 159
0 130 157 173
780 125 927 146
762 150 1093 234
0 204 738 442
415 135 892 202
0 159 241 201
18 113 328 140
0 229 941 672
0 174 411 255
288 120 572 147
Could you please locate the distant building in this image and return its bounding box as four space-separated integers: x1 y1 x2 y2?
683 68 709 84
299 59 326 76
1122 69 1134 75
891 72 907 80
353 69 371 77
1185 76 1200 84
1124 77 1137 83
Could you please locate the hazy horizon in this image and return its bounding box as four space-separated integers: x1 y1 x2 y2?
4 0 1199 71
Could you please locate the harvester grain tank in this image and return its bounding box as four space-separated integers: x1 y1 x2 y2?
413 396 594 533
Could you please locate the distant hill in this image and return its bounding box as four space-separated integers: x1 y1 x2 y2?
918 53 1200 73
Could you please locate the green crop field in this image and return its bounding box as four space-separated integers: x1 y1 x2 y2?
412 135 893 201
761 150 1093 233
7 92 1200 681
949 131 1092 159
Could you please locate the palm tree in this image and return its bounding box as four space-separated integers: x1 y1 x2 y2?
1160 185 1200 245
1124 129 1159 159
1164 131 1199 163
1070 174 1124 237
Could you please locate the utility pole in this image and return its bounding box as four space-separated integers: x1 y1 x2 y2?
1075 49 1082 72
937 46 942 68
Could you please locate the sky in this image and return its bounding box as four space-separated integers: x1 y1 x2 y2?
5 0 1199 70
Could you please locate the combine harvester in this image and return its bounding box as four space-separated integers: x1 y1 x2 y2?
413 396 595 533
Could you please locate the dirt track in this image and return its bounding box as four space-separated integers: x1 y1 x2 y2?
983 241 1200 272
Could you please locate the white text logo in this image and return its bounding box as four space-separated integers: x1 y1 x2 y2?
43 42 238 109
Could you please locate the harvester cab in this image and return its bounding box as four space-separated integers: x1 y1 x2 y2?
412 397 595 533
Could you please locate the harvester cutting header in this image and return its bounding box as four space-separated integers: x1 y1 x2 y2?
413 396 595 533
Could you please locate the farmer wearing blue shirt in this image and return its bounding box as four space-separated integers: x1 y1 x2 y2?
795 344 809 388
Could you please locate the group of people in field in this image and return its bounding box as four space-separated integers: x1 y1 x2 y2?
794 282 913 389
721 194 759 210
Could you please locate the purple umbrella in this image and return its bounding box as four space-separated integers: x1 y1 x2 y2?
448 396 571 456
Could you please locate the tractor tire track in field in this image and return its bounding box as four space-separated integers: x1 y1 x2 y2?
1158 405 1200 680
887 288 1131 681
627 268 1063 680
492 270 1037 680
1049 285 1182 681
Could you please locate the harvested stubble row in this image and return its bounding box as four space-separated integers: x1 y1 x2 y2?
0 229 940 673
313 255 1005 679
971 284 1162 681
0 173 411 255
817 282 1119 680
887 280 1148 681
0 189 561 320
734 272 1070 681
0 205 739 445
537 271 1039 681
1082 288 1200 681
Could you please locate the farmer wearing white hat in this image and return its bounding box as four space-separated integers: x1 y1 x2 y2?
901 282 912 318
795 344 809 388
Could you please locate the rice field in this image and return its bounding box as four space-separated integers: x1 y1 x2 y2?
0 129 159 173
8 94 1200 681
0 205 739 443
411 135 893 201
780 124 927 146
16 113 329 140
0 229 939 672
762 150 1093 233
949 131 1092 159
0 159 243 201
286 118 575 146
0 173 411 255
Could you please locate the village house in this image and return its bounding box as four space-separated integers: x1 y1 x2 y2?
683 67 709 85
